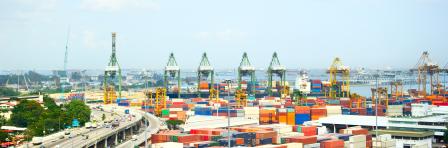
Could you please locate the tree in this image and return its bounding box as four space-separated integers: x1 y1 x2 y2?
0 131 9 142
64 100 91 126
10 100 44 127
165 120 184 130
0 87 19 97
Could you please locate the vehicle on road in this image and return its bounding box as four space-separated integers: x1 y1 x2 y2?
64 131 70 135
32 137 43 145
58 135 64 139
132 135 138 141
85 122 92 128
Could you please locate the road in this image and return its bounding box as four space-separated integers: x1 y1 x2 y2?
116 110 161 148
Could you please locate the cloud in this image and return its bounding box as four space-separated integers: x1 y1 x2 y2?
196 29 248 43
80 0 159 12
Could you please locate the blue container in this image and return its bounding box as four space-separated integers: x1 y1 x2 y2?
260 138 272 145
141 106 154 109
335 134 351 141
350 112 359 115
295 114 310 125
197 101 209 105
124 109 130 114
195 107 212 115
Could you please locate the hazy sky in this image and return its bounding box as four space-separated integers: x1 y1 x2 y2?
1 0 447 70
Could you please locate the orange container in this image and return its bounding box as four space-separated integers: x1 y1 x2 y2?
320 139 344 148
295 106 311 114
287 112 295 125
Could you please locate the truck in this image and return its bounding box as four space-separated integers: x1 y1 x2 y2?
32 137 43 145
125 109 130 114
85 122 92 129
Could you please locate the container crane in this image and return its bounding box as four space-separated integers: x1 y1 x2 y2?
267 52 286 97
164 53 181 99
235 89 247 108
371 87 388 108
326 57 350 98
60 28 70 103
154 88 167 117
197 53 214 98
103 32 122 104
410 51 440 97
238 52 256 96
390 80 404 101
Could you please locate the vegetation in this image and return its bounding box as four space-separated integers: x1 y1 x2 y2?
0 87 20 97
10 95 91 137
166 119 184 130
63 100 91 126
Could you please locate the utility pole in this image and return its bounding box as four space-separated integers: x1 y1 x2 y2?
225 79 231 148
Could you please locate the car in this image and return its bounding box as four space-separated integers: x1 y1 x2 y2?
132 135 138 141
51 138 57 142
58 135 64 139
64 131 70 135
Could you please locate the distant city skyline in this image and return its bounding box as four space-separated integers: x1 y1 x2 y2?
1 0 447 70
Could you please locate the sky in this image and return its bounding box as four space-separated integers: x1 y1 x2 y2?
0 0 447 71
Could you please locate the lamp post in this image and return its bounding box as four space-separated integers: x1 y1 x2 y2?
225 79 231 148
373 73 379 138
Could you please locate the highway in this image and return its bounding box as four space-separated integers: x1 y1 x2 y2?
116 109 161 148
20 105 125 148
20 104 161 148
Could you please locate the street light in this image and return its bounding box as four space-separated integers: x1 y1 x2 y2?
373 73 379 138
224 79 231 148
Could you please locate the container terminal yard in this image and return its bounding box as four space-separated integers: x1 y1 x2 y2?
0 32 446 148
1 1 448 148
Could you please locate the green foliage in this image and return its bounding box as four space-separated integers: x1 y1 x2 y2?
64 100 91 126
166 120 184 130
0 131 9 142
10 100 44 127
10 96 91 137
0 87 20 97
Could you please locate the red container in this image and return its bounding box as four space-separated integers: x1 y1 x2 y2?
301 126 317 136
351 128 368 135
288 136 317 144
320 139 344 148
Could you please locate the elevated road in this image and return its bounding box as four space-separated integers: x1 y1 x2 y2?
116 109 161 148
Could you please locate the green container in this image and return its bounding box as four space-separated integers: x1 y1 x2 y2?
297 125 302 133
281 138 286 144
171 135 178 142
162 109 170 115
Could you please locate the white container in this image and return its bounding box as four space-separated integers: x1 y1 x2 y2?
152 142 183 148
349 141 366 148
349 135 366 142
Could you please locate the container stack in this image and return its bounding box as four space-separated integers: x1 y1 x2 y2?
411 103 430 117
346 135 366 148
372 134 396 148
311 80 322 93
244 107 259 119
260 109 278 124
326 106 342 117
286 108 295 125
295 106 311 125
311 107 327 120
321 139 344 148
386 105 403 116
278 108 287 124
194 107 212 116
130 99 141 107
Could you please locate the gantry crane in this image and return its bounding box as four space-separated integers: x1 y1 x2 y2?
235 89 247 108
327 57 350 98
209 87 219 103
103 32 122 104
164 53 181 99
267 52 286 97
390 80 404 101
238 52 256 96
410 51 440 97
350 93 364 108
154 88 167 117
371 87 388 108
197 53 214 98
